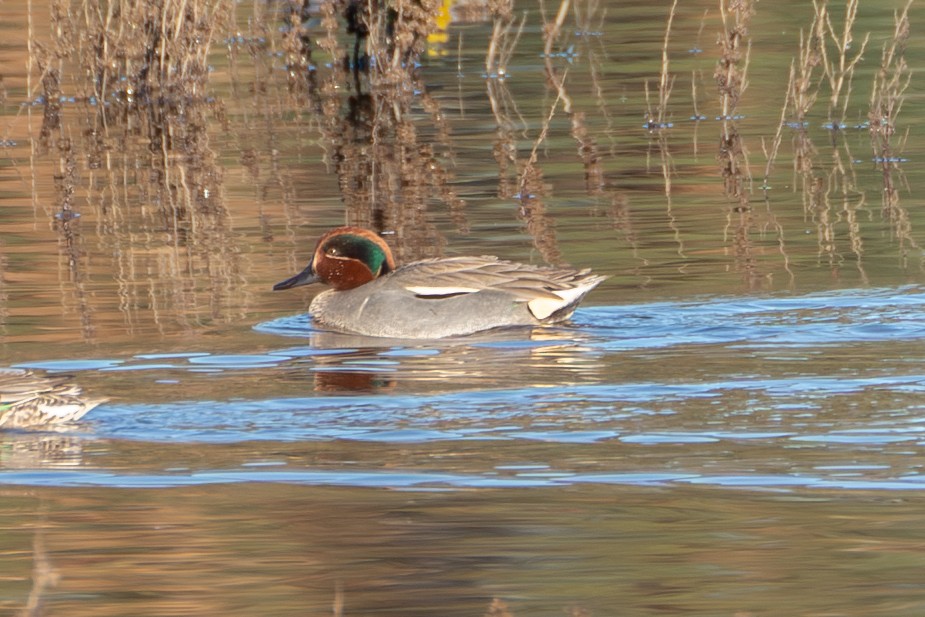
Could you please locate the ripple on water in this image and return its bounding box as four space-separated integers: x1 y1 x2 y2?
10 286 925 494
1 467 924 492
580 285 925 351
14 359 124 372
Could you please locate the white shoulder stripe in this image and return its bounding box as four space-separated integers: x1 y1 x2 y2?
405 285 480 296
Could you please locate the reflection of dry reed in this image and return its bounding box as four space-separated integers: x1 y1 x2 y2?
281 0 315 93
654 131 685 259
518 81 565 265
540 0 603 195
42 134 96 340
485 76 522 200
345 0 441 76
485 598 515 617
40 0 228 107
486 0 524 79
18 520 60 617
331 79 453 263
867 2 917 267
483 60 562 264
645 0 677 130
715 0 752 121
89 105 244 333
869 1 912 168
227 0 466 267
714 0 766 289
607 192 641 271
29 0 246 336
485 3 574 266
762 11 823 189
541 0 571 60
574 0 616 156
815 0 869 129
482 598 589 617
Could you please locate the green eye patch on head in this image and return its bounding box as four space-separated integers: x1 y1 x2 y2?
324 234 392 276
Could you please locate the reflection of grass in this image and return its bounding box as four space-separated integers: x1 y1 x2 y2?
16 0 922 335
38 0 228 106
870 1 916 264
29 0 243 337
486 0 524 79
715 0 752 121
644 0 677 130
869 1 912 166
816 0 869 129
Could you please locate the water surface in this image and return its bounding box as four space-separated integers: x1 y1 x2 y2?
1 0 925 614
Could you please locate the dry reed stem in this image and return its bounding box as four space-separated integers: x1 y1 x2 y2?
318 0 343 59
361 0 441 77
715 0 763 287
573 0 606 36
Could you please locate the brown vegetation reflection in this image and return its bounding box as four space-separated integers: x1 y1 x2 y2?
282 0 469 264
715 0 764 288
6 0 921 348
30 0 243 340
870 1 917 267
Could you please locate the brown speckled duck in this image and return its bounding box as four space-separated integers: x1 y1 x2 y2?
0 369 106 429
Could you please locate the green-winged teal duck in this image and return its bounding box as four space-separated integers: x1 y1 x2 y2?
273 226 606 338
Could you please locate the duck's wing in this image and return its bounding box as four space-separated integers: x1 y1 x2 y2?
395 257 607 320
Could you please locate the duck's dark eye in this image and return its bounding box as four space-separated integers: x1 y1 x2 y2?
326 247 340 256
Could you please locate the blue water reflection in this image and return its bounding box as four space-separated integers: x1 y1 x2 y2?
8 286 925 493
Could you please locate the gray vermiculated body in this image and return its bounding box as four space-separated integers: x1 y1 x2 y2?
309 283 552 338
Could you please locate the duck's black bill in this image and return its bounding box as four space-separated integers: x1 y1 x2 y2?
273 262 319 290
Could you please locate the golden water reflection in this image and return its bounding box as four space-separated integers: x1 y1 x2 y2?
1 484 924 616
